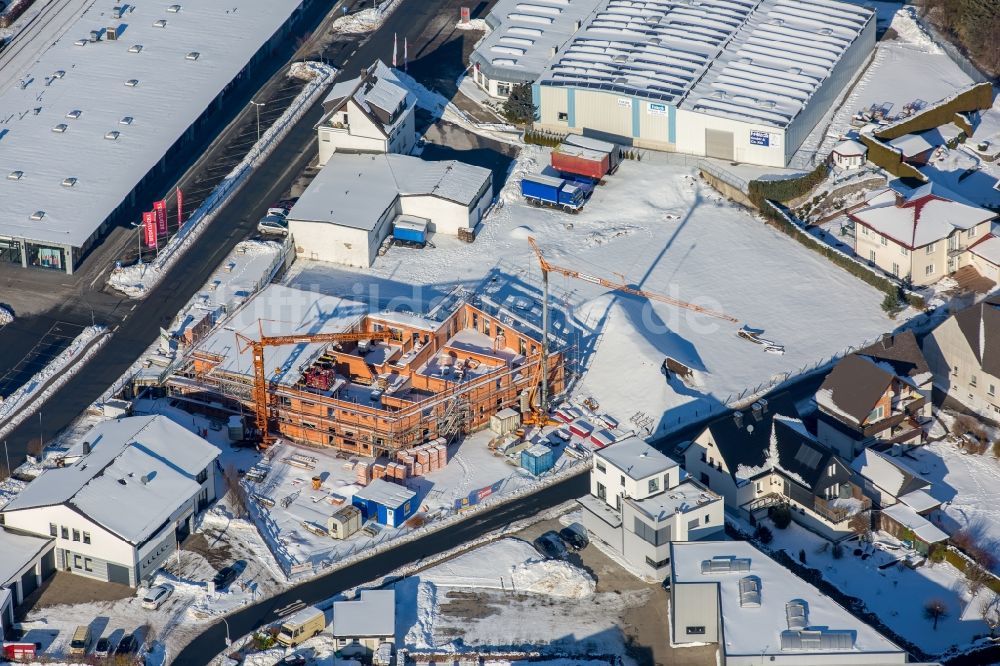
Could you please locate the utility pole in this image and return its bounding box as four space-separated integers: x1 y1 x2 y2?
248 100 266 143
3 440 11 479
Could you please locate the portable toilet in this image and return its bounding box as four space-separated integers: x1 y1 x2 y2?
490 407 520 436
521 443 555 476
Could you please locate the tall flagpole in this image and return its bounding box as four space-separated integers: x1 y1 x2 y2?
392 33 397 68
404 37 408 72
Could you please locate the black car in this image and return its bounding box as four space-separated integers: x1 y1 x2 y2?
276 655 307 666
212 560 247 590
115 634 137 655
559 524 589 550
533 531 568 559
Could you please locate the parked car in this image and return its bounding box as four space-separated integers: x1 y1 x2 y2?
212 560 246 590
266 206 290 217
275 653 307 665
257 214 289 236
69 625 92 657
94 636 111 658
559 524 589 550
141 584 173 610
533 531 568 560
115 633 137 655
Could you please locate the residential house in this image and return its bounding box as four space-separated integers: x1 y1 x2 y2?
815 331 932 459
316 60 416 166
684 400 869 539
879 498 947 555
579 436 723 579
0 529 56 635
0 416 220 587
670 541 910 665
849 183 997 286
968 234 1000 285
331 589 395 655
922 295 1000 418
850 448 932 508
830 138 867 170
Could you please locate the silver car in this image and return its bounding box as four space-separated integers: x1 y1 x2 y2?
141 584 173 610
257 214 289 236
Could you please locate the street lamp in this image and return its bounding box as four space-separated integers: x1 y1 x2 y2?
220 616 232 647
248 100 266 143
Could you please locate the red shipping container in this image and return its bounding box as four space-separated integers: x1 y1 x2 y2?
551 144 609 181
568 419 593 438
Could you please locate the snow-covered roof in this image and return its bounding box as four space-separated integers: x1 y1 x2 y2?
191 284 368 387
969 234 1000 267
886 125 963 158
594 435 676 480
898 488 940 513
288 154 491 231
952 295 1000 380
832 138 866 156
681 0 874 128
332 589 396 638
0 529 52 586
848 185 996 249
881 503 947 544
353 478 415 508
628 479 718 523
320 61 414 135
4 416 220 545
470 0 605 82
0 0 307 248
850 448 928 499
671 541 903 658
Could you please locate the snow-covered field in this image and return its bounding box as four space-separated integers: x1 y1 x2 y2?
285 146 897 432
763 520 986 656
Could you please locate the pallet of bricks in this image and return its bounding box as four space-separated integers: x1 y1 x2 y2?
396 438 448 478
354 459 411 486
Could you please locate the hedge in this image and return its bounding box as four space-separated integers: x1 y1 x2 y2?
755 198 925 310
859 134 927 181
747 163 829 204
874 82 993 141
945 547 1000 595
523 129 565 148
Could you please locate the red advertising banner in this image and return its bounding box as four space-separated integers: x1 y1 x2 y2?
154 199 167 235
143 211 157 249
176 188 183 227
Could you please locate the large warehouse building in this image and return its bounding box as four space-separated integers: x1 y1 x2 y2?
473 0 874 168
0 0 313 273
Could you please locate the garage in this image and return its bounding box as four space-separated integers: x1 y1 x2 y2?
107 563 131 586
705 129 734 161
18 570 37 599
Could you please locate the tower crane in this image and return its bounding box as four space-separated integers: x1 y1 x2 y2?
527 237 740 416
235 324 395 447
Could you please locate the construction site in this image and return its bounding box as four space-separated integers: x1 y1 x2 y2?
162 283 566 460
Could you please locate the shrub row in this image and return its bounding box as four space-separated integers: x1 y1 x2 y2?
754 198 925 310
747 163 829 204
523 129 565 147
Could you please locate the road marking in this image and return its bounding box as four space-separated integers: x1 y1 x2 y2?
112 325 120 332
275 600 306 617
130 304 138 311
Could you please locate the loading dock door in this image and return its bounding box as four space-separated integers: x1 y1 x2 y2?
705 129 735 161
40 550 55 579
19 570 37 599
107 563 130 586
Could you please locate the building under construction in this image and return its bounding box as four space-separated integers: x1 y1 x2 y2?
164 284 564 456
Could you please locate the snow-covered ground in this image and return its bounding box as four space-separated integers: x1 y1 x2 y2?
285 146 898 433
763 520 986 656
399 538 638 656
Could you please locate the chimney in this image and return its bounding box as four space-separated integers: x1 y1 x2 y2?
751 402 763 422
757 398 768 414
574 20 581 30
733 411 744 428
82 441 91 455
550 46 557 57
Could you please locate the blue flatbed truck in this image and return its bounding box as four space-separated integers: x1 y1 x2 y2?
520 174 590 212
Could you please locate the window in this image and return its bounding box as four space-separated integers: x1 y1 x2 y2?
926 243 936 254
596 460 606 473
196 469 207 484
989 384 996 397
705 514 710 524
648 477 660 494
828 464 836 477
968 226 977 238
83 531 91 545
596 482 606 500
84 558 92 572
755 481 762 493
926 264 935 276
557 111 568 121
900 246 909 256
700 472 710 486
868 405 884 422
970 374 978 387
496 81 511 97
633 517 670 545
891 262 900 276
49 523 57 537
61 527 69 539
620 475 626 487
860 225 868 236
686 626 706 635
880 235 888 246
73 555 82 569
868 249 876 263
645 555 670 569
952 365 959 376
687 517 700 530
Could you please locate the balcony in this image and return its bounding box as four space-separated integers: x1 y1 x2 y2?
813 494 871 524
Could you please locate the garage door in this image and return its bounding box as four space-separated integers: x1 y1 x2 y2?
107 563 131 586
705 129 735 161
19 569 37 598
40 549 55 579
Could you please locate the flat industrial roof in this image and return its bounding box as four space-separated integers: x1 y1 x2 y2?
192 284 368 387
0 529 52 586
537 0 873 129
594 435 676 480
471 0 604 82
332 589 396 638
288 154 491 231
0 0 306 247
671 540 903 658
353 478 416 508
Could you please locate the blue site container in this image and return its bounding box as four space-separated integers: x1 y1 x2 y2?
521 443 555 477
351 479 417 527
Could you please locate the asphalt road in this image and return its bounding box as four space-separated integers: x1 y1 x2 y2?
0 0 453 466
172 471 591 664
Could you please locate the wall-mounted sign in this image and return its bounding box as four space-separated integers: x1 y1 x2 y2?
617 97 632 108
750 130 770 146
647 102 668 116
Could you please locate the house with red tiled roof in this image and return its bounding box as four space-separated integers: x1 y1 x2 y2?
849 183 997 286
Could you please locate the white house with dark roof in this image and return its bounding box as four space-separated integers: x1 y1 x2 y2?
316 61 416 165
922 295 1000 418
849 183 997 286
579 436 723 579
288 153 493 267
670 540 909 665
0 416 220 587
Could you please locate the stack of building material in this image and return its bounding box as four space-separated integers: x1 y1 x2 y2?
304 367 334 390
394 439 450 477
371 463 387 481
397 451 415 475
385 462 408 482
355 461 371 486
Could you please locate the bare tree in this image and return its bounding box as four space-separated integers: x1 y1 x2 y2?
223 463 248 519
924 598 949 630
965 560 992 598
980 594 1000 637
